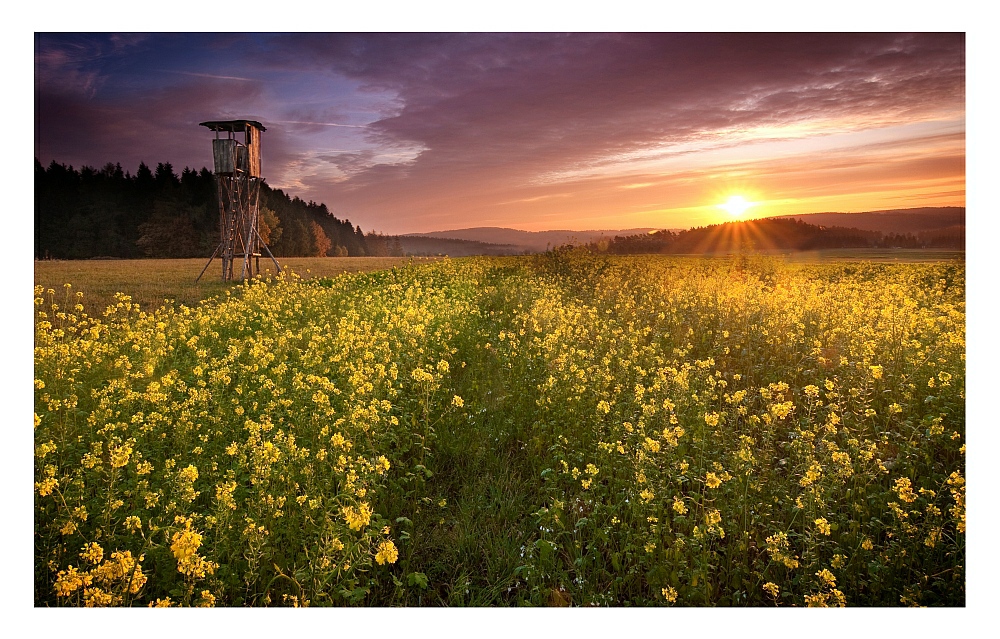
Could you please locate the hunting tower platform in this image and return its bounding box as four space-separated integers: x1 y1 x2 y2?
196 119 281 282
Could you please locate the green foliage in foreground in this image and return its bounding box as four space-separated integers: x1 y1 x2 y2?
34 253 965 606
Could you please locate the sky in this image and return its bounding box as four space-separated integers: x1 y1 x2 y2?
35 32 965 234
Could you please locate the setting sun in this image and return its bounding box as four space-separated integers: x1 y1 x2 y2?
719 195 754 217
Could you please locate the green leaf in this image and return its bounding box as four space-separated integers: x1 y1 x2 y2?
350 586 369 603
407 572 429 589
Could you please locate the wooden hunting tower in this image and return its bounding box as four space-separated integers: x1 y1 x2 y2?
196 119 281 281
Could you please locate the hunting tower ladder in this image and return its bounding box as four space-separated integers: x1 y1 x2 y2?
197 119 281 282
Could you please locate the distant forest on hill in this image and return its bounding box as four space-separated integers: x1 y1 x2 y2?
588 216 965 255
773 207 965 234
34 159 407 260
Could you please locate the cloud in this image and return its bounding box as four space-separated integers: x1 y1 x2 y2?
35 33 965 232
252 33 962 228
36 73 268 172
166 71 256 82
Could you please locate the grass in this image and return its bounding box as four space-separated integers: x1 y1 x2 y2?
33 256 430 314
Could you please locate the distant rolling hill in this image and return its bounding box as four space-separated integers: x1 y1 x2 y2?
404 227 666 253
769 207 964 235
397 209 964 256
396 235 525 257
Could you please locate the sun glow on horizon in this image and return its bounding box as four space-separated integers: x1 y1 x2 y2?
719 195 755 217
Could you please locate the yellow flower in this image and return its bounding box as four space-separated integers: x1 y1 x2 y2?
215 481 238 510
770 401 794 419
705 472 722 489
197 590 216 607
79 542 103 565
54 566 92 597
109 440 133 468
661 586 678 603
35 440 57 459
343 503 373 531
925 527 943 548
178 464 199 483
763 582 779 597
375 540 399 565
672 497 687 515
799 463 822 487
816 568 836 587
171 526 202 562
451 395 464 407
893 477 917 503
83 586 116 607
814 518 831 536
35 477 59 497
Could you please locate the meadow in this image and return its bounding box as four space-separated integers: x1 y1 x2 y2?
33 251 965 606
33 257 424 314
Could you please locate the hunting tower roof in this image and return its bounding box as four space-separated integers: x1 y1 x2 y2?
199 120 267 132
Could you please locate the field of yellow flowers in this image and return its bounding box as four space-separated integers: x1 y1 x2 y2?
34 251 965 606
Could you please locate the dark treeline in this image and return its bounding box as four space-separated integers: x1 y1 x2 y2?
35 158 374 259
590 217 965 255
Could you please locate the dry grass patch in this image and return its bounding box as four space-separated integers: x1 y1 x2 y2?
34 257 427 314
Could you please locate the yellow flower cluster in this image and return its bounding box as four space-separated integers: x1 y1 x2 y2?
814 518 832 536
171 516 217 579
34 256 965 606
343 502 373 531
765 532 800 570
53 544 146 605
374 540 399 565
